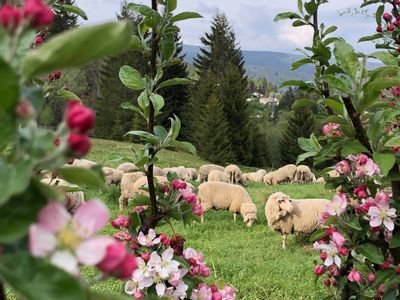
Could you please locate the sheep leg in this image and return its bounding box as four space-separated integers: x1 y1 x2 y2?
233 212 237 222
119 196 126 211
201 215 204 224
282 234 287 249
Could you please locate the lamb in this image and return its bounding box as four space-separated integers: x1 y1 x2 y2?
208 170 230 183
265 192 330 249
72 159 97 169
102 167 124 185
198 182 257 227
224 164 242 184
197 164 224 182
295 165 313 184
119 171 146 210
41 178 85 214
117 162 138 173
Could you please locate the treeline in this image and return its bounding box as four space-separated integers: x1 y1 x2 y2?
40 2 320 169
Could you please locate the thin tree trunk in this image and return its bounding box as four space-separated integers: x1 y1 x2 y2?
0 281 5 300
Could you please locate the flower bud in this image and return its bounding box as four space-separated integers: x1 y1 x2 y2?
23 0 54 28
141 252 150 261
320 252 327 261
322 278 331 287
314 265 324 276
387 24 395 31
97 243 127 273
348 269 362 282
67 133 91 157
118 253 137 279
381 261 391 270
171 179 187 190
0 4 21 30
212 292 222 300
15 99 34 119
34 36 43 44
193 202 203 216
383 13 393 21
65 100 95 134
339 247 349 256
376 25 383 32
368 272 375 283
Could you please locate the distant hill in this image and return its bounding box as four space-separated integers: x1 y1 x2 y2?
182 44 313 87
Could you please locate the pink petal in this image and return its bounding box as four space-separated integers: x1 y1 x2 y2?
76 236 114 265
383 219 394 231
73 200 110 238
38 202 70 233
370 217 382 228
29 224 56 257
50 250 79 276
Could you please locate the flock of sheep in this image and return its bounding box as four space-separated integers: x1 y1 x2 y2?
41 160 334 249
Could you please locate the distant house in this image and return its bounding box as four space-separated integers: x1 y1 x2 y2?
259 97 279 105
252 91 264 98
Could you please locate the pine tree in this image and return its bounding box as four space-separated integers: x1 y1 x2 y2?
196 94 234 164
279 108 316 166
186 13 251 164
48 0 77 35
249 122 270 167
158 34 190 128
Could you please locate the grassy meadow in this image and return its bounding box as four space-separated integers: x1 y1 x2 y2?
8 139 336 300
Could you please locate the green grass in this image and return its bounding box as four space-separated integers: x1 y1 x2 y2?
7 139 335 299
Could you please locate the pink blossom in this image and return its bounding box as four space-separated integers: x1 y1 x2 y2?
111 215 130 228
336 160 351 175
212 292 222 300
191 284 212 300
29 200 112 275
135 206 146 213
137 229 161 247
339 247 349 256
368 203 397 231
331 231 346 247
322 123 342 137
325 194 347 216
193 202 204 216
354 185 368 198
141 252 150 261
180 188 197 204
352 155 380 177
375 191 389 205
367 272 375 283
348 269 362 282
171 179 187 190
313 265 324 276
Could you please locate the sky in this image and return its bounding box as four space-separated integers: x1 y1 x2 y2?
74 0 378 54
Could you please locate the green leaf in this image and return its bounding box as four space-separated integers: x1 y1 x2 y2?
119 65 145 91
320 98 344 115
333 40 358 77
297 0 303 14
170 12 202 23
158 78 191 89
296 152 317 164
373 153 396 176
323 74 353 94
304 1 317 15
0 56 19 112
273 12 301 22
150 94 165 112
358 243 384 264
291 58 313 70
167 140 196 155
131 194 151 206
389 232 400 249
130 36 143 51
127 3 156 17
370 52 398 66
376 5 384 26
323 25 337 37
57 167 104 187
161 32 175 61
309 228 327 242
0 252 85 300
366 78 400 93
0 108 16 151
291 99 315 109
358 33 383 42
23 21 132 78
124 131 160 145
292 20 307 27
385 137 400 147
173 256 190 269
154 126 168 140
341 140 369 156
59 4 88 20
0 179 47 243
361 0 381 7
342 216 362 230
167 0 177 12
53 89 81 101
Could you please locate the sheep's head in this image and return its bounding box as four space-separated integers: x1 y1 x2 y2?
241 202 257 227
267 192 293 219
263 174 272 184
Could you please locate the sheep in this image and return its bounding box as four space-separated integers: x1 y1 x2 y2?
119 171 146 210
208 170 230 183
315 177 326 184
186 168 198 180
263 173 272 185
265 192 330 249
132 176 168 197
197 164 224 182
263 169 289 185
242 172 263 183
41 178 85 214
72 159 97 169
326 169 340 178
295 165 313 184
224 164 242 184
198 182 257 227
102 167 124 185
117 162 138 173
279 164 297 183
256 169 267 178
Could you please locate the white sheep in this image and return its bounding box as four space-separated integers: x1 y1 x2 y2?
256 169 267 178
72 159 97 169
119 171 146 210
208 170 230 183
242 172 263 183
224 164 242 184
315 177 326 183
295 165 313 184
102 167 124 185
198 182 257 227
117 162 138 173
263 169 290 185
326 169 340 178
279 164 297 183
132 176 168 197
197 164 224 182
41 178 85 214
265 192 330 249
186 168 198 180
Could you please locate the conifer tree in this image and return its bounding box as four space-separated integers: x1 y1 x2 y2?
279 108 316 165
196 94 234 164
48 0 77 35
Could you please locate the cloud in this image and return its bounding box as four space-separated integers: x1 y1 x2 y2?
277 22 313 49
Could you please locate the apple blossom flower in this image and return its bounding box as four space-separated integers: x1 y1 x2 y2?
137 229 161 247
193 202 204 216
148 247 180 280
351 154 380 177
191 284 212 300
367 272 375 283
111 215 130 228
368 203 397 231
325 194 347 216
171 179 187 190
29 200 112 275
336 160 351 175
319 242 341 267
348 269 362 282
354 185 368 199
375 191 390 205
180 188 197 204
322 123 342 137
331 231 346 247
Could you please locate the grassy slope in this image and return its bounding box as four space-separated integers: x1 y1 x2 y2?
8 139 334 299
86 139 335 299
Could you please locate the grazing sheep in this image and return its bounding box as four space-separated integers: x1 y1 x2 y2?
263 173 272 185
265 192 330 249
326 169 340 178
279 164 297 183
242 172 263 183
41 178 85 214
315 177 326 183
119 171 146 210
102 167 124 185
264 169 289 185
197 164 224 182
132 176 168 197
117 162 138 173
72 159 97 169
198 182 257 227
164 166 189 180
208 170 230 183
186 168 198 180
224 164 242 184
256 169 267 178
295 165 313 184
